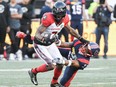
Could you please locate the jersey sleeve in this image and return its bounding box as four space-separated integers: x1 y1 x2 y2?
41 13 54 27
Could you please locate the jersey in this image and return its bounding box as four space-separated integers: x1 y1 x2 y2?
59 39 90 66
41 12 70 37
70 0 83 21
60 40 90 87
72 40 90 64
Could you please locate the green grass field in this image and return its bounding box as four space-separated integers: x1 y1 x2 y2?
0 58 116 87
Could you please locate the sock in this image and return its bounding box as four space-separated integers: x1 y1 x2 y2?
31 64 48 74
51 67 63 84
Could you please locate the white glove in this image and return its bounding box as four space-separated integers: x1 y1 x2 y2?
52 58 65 65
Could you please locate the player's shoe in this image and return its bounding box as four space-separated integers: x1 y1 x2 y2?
28 70 38 85
50 83 62 87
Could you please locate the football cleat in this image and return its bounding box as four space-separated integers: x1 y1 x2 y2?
28 70 38 85
50 83 61 87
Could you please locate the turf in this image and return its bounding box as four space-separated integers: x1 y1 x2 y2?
0 58 116 87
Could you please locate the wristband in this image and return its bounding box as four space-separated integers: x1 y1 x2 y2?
67 60 72 66
62 60 65 65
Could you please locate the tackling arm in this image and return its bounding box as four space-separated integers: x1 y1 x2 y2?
65 24 89 43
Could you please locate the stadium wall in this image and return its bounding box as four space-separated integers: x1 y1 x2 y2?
5 20 116 56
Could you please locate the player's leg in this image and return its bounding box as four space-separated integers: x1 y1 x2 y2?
48 43 64 86
28 43 55 85
60 60 89 87
60 66 78 87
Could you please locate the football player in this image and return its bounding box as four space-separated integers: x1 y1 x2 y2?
53 40 100 87
17 1 89 87
69 0 88 41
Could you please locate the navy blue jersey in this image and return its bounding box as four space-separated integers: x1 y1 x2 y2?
70 1 83 21
72 40 90 63
59 39 90 65
60 39 90 86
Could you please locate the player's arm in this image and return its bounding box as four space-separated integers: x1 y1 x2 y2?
53 58 80 68
59 42 73 48
34 24 47 41
64 24 89 43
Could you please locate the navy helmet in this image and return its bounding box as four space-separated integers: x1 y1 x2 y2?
88 42 100 57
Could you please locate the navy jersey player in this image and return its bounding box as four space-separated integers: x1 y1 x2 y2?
69 0 88 41
53 40 100 87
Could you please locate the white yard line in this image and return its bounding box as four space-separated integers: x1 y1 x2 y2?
0 67 106 72
0 69 29 72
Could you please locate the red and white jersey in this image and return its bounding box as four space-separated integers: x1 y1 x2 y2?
41 12 70 36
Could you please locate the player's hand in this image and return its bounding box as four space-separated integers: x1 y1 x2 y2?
79 37 90 44
16 31 26 39
52 58 65 65
42 34 58 46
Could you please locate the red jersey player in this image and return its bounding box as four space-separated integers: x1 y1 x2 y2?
27 1 89 87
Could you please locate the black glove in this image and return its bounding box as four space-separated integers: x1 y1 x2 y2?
79 37 90 44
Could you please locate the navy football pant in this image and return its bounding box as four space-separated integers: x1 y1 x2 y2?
60 66 78 87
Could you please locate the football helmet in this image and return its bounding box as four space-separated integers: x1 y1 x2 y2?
79 42 100 57
52 1 66 22
88 42 100 57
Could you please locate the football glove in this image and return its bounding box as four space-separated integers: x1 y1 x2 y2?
52 58 65 65
78 37 90 44
42 34 57 45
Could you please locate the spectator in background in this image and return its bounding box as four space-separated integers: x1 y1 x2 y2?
88 0 99 19
0 0 10 60
19 0 34 59
8 0 23 60
94 0 113 58
70 0 88 41
39 0 52 19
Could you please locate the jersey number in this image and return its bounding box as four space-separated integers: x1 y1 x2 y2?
72 5 82 15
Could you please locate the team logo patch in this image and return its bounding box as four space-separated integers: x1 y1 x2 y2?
0 5 5 13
